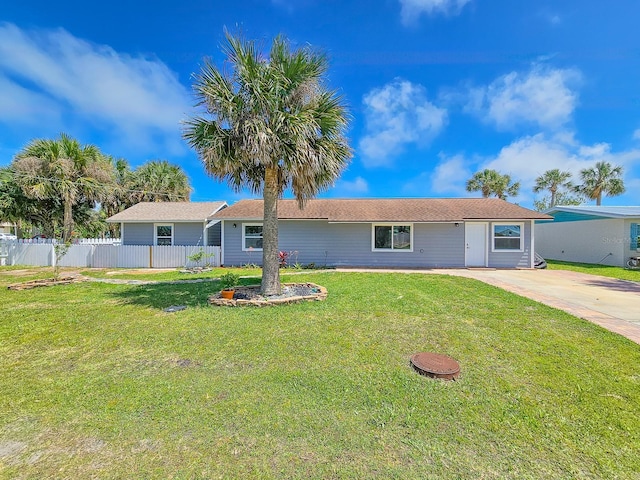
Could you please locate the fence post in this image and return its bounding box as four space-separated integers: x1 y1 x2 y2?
149 246 153 268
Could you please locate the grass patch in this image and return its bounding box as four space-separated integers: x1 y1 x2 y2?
1 269 639 478
79 266 263 282
547 259 640 282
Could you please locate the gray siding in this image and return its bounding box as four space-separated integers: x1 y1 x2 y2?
223 220 466 268
487 221 533 268
122 223 153 245
122 222 206 246
207 222 222 246
174 223 206 246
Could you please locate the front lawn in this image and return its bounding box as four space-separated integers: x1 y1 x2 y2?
1 270 638 479
547 259 640 282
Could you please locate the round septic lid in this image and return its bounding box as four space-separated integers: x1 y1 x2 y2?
410 352 460 380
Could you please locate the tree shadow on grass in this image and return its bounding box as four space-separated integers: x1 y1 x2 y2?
108 278 261 310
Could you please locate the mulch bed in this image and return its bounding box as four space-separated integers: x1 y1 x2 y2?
209 283 327 307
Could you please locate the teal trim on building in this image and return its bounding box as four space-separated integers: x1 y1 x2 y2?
631 223 638 250
536 211 605 224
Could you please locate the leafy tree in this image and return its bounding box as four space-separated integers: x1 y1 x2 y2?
532 169 573 207
11 133 114 242
466 169 520 200
575 161 625 206
130 160 191 203
0 167 64 237
100 158 191 237
183 33 351 294
100 157 137 237
533 191 585 212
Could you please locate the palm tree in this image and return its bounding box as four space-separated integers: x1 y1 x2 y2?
533 169 573 207
11 133 115 242
130 160 191 203
100 157 135 237
575 161 625 206
183 33 351 295
466 169 520 200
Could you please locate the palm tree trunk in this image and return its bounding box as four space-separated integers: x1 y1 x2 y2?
63 195 73 242
261 166 281 295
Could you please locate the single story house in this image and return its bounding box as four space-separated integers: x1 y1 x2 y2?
211 198 551 268
536 205 640 267
107 201 227 246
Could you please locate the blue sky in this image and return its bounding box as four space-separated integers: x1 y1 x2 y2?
1 0 639 208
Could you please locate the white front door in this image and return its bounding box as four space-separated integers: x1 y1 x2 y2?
465 222 487 267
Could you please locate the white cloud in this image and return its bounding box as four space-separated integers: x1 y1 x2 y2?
0 23 191 156
333 176 369 195
426 133 640 205
399 0 472 25
428 153 472 195
549 15 561 25
578 143 610 158
481 133 640 204
402 153 473 197
359 79 447 167
0 74 61 125
467 64 580 130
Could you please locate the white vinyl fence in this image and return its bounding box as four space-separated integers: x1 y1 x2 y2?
0 240 220 269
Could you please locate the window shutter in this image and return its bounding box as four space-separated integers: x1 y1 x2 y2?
631 223 638 250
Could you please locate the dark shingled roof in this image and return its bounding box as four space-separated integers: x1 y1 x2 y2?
107 202 227 223
212 198 551 222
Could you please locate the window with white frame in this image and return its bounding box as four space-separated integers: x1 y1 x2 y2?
243 224 263 250
492 223 523 252
155 223 173 246
372 224 413 251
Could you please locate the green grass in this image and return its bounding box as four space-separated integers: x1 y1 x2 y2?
547 259 640 282
79 266 263 282
1 269 639 479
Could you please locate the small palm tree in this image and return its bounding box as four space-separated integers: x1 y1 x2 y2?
12 133 114 242
575 161 625 206
533 169 573 207
466 169 520 200
183 32 351 295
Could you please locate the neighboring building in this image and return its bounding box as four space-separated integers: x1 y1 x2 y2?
107 202 227 246
0 222 17 235
211 198 550 268
536 205 640 267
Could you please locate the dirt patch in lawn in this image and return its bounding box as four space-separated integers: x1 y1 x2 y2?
7 274 88 290
104 268 176 276
209 283 327 307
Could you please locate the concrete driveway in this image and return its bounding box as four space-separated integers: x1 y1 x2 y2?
337 267 640 345
440 269 640 345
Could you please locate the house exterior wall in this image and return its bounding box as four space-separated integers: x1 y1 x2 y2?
222 219 533 268
174 223 205 246
0 223 16 234
122 223 153 245
122 222 212 246
536 218 626 266
207 222 222 246
487 221 533 268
